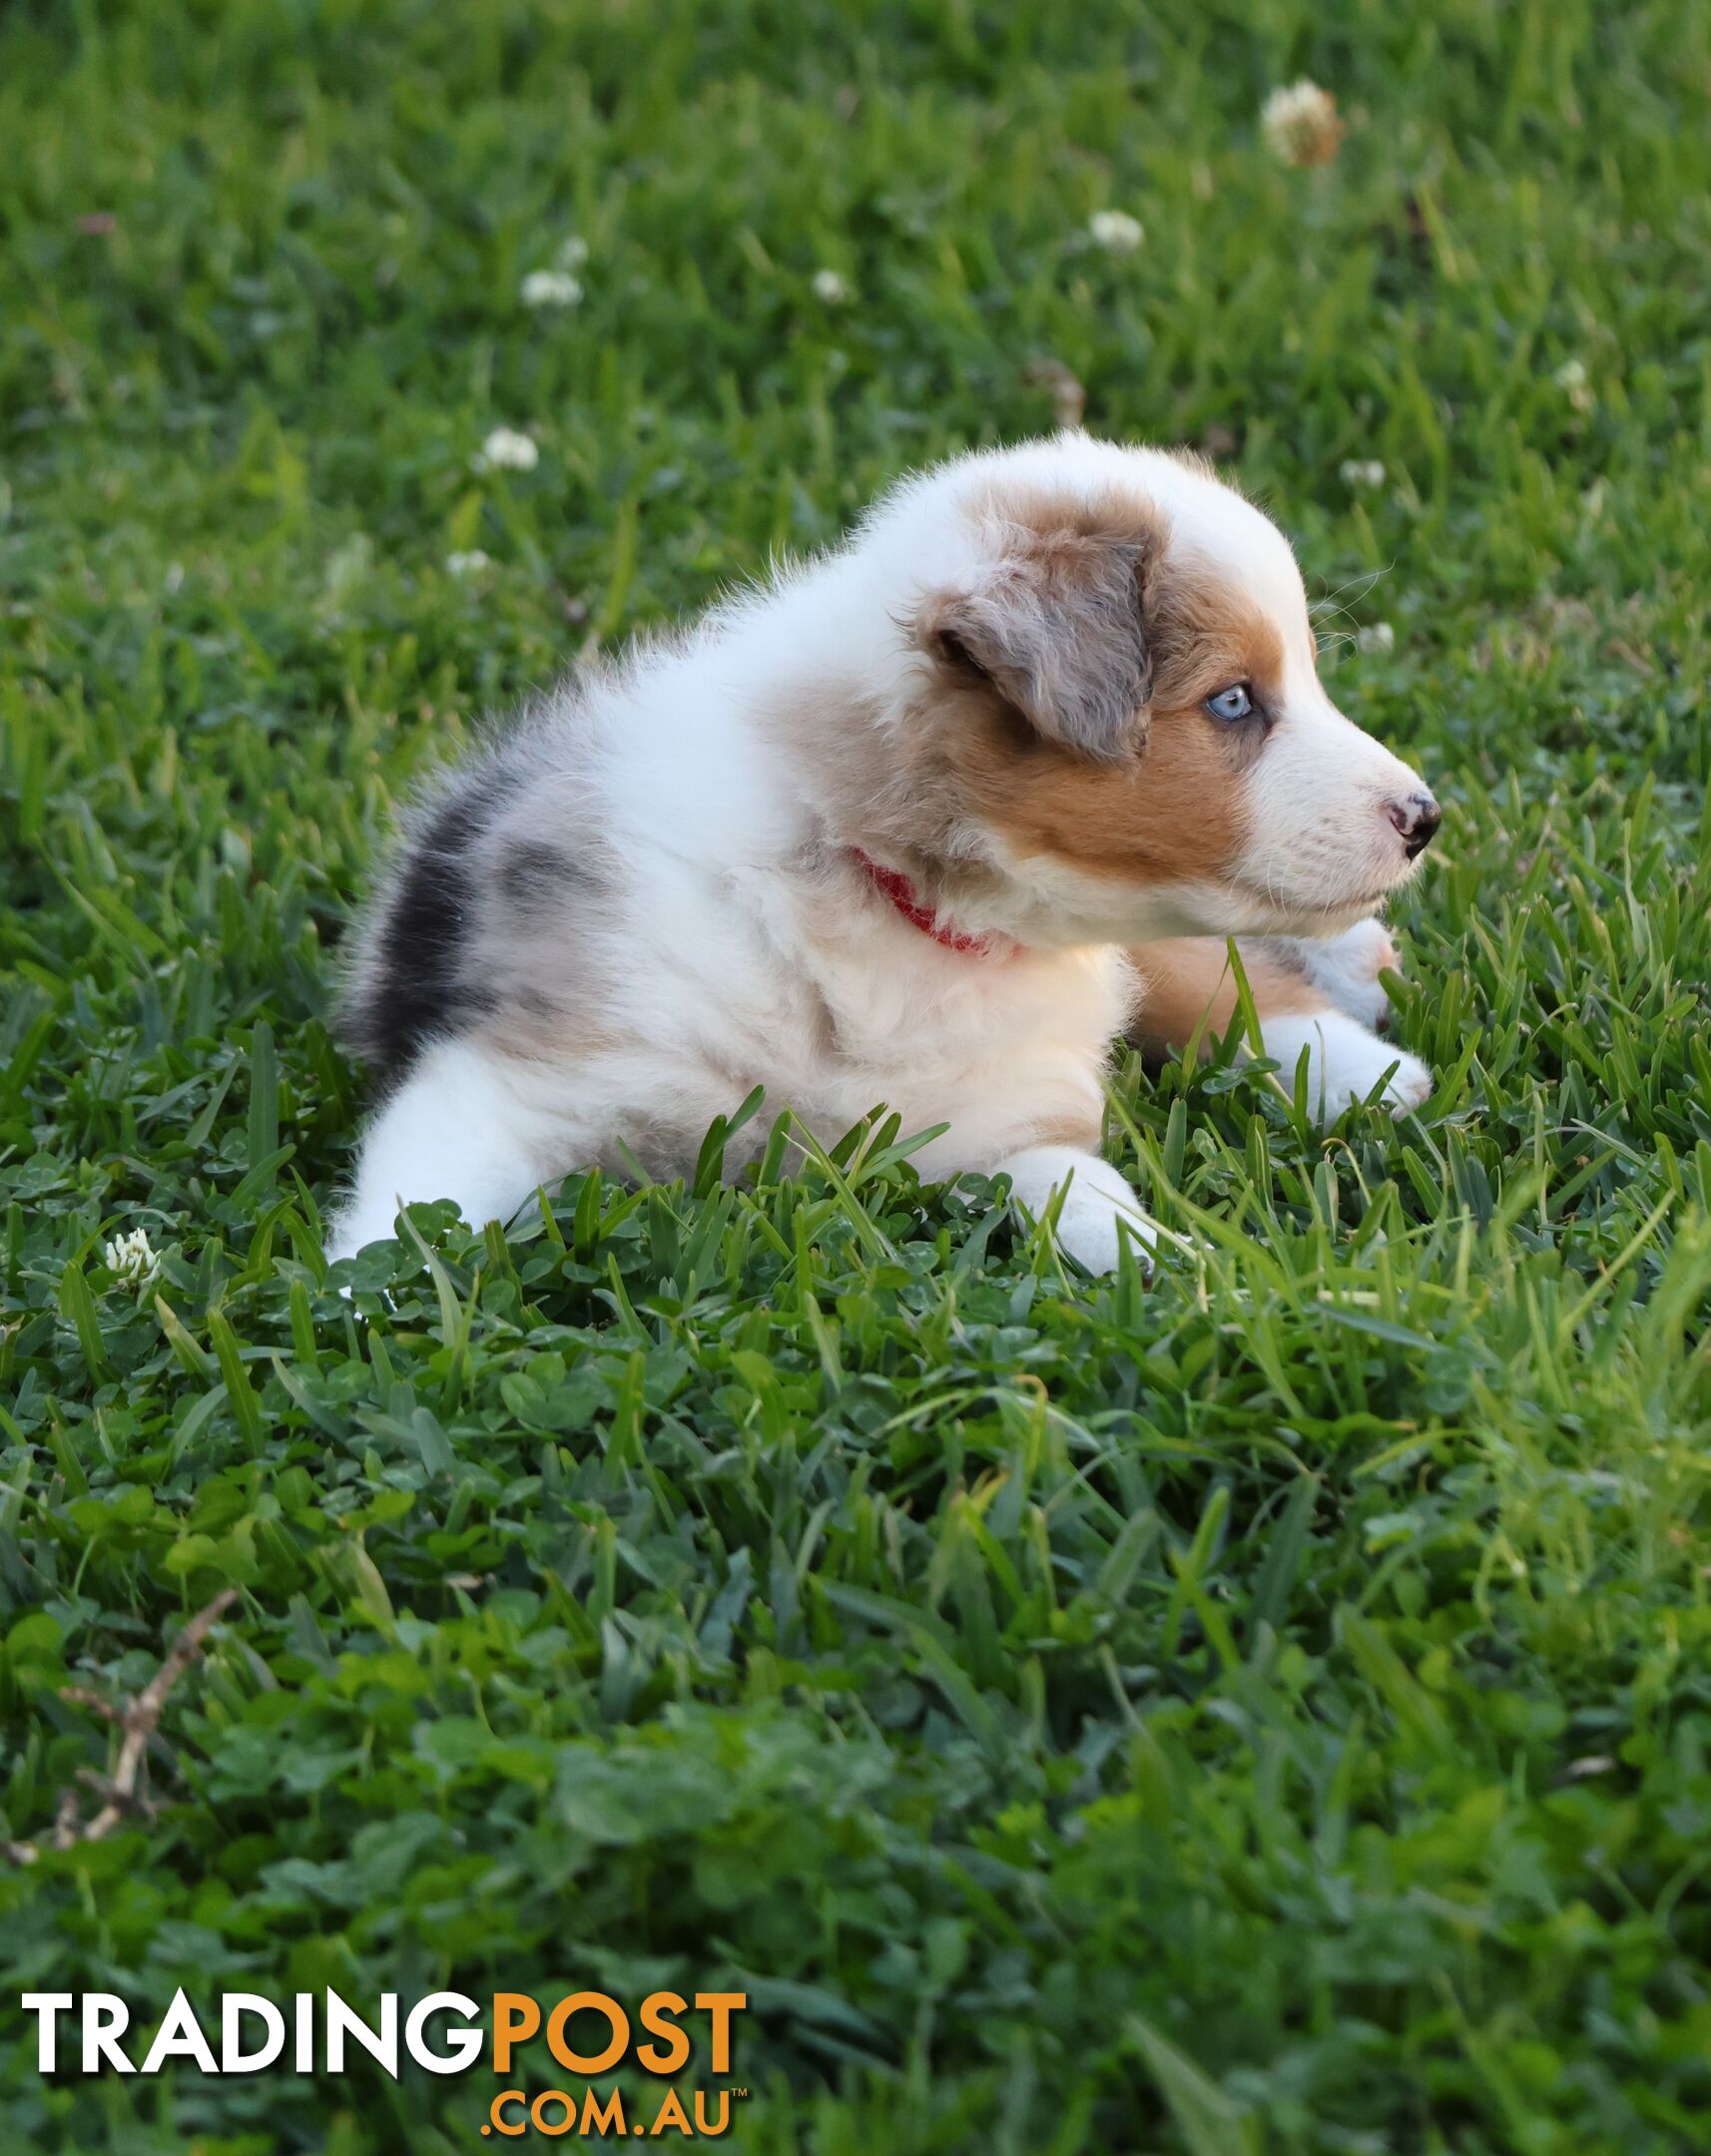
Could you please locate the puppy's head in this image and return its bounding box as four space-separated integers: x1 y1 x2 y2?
877 435 1438 944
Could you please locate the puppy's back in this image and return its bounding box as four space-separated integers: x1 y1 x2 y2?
337 696 615 1092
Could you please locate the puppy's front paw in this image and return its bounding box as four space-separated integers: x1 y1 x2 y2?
1289 918 1403 1032
1052 1183 1157 1275
997 1144 1156 1276
1259 1011 1431 1127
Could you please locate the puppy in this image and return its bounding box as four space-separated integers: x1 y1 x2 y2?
329 433 1438 1275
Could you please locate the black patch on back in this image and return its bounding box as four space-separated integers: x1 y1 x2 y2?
350 778 503 1088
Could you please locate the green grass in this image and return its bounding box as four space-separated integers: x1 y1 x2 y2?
3 1 1710 2149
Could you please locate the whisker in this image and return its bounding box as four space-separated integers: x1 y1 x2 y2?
1313 560 1395 602
1308 563 1395 621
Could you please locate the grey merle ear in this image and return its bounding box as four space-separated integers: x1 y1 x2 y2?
918 525 1155 760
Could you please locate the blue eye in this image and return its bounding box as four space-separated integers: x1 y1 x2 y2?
1207 684 1254 722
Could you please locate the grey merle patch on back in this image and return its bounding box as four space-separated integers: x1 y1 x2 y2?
497 836 593 916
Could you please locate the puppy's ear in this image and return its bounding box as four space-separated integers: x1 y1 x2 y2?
919 527 1154 760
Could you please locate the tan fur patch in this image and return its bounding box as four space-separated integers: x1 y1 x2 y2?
931 548 1288 888
486 996 626 1067
1019 1108 1105 1151
1148 555 1287 711
965 477 1155 546
1127 937 1327 1054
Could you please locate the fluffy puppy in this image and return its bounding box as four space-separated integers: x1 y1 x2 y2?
330 432 1438 1274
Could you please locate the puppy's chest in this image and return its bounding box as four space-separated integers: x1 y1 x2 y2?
741 933 1127 1122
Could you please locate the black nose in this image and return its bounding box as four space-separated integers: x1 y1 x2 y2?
1388 791 1441 858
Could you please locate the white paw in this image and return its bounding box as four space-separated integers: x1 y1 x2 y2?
998 1145 1156 1276
1286 918 1402 1032
324 1211 397 1267
1052 1184 1157 1274
1259 1010 1431 1126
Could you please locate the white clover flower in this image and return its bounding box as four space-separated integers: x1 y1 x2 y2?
1357 621 1396 655
1340 457 1387 490
103 1227 159 1288
1554 356 1592 410
521 269 583 308
812 268 852 303
556 236 590 270
475 426 539 473
1261 80 1345 167
446 550 491 577
1088 210 1144 255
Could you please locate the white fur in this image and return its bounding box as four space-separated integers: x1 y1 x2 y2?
1000 1146 1156 1274
328 1039 578 1259
329 433 1435 1274
1260 1010 1432 1121
1284 917 1401 1034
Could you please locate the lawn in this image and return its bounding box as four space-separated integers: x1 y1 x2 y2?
3 0 1710 2149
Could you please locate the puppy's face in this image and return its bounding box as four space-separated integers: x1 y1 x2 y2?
897 441 1438 944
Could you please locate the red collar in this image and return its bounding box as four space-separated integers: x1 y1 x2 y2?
848 847 995 955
